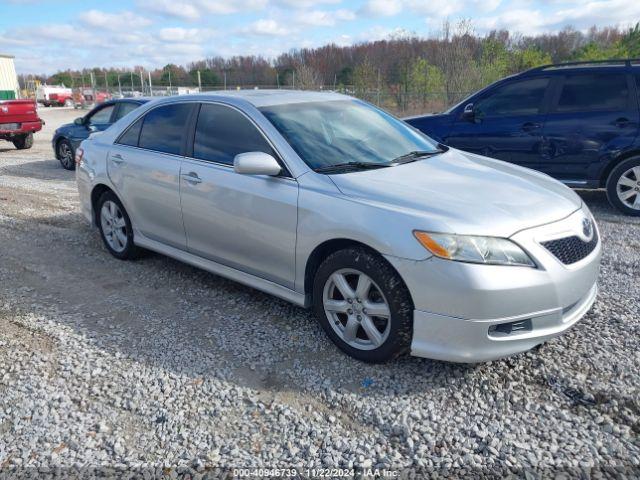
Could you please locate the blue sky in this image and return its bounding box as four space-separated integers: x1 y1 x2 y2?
1 0 638 74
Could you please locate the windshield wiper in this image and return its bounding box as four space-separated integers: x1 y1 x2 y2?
313 161 392 173
389 150 444 165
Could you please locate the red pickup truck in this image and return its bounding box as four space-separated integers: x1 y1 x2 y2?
0 99 43 150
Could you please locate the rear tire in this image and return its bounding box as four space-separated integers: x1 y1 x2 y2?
96 191 141 260
56 139 75 170
312 247 414 363
606 157 640 216
13 133 33 150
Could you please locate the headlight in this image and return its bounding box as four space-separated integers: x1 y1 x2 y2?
413 231 535 267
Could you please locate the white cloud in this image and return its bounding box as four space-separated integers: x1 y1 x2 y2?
361 0 403 17
295 9 355 26
158 27 216 42
138 0 267 20
245 19 289 36
78 10 152 30
406 0 464 17
275 0 342 7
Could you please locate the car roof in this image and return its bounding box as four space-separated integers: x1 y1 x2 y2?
160 89 351 108
519 59 640 77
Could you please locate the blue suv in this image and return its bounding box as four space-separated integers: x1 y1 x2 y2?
406 60 640 216
53 98 149 170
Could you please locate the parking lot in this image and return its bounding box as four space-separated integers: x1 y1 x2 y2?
0 107 639 475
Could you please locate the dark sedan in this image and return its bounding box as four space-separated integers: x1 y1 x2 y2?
53 98 149 170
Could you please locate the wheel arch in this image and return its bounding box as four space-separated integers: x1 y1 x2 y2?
90 183 116 224
303 238 414 306
600 149 640 187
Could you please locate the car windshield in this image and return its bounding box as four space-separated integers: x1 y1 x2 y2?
259 100 440 171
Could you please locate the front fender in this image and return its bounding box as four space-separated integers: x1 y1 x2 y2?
294 173 432 292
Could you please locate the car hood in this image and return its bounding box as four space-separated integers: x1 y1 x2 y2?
328 149 582 238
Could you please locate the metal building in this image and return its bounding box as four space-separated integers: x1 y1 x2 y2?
0 54 20 100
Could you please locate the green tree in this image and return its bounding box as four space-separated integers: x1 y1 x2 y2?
512 48 553 72
48 71 73 87
478 37 510 84
616 23 640 57
409 58 445 108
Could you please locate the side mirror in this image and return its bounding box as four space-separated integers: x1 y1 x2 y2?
74 117 85 126
234 152 282 176
462 103 475 120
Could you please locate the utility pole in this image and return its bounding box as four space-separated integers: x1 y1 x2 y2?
223 71 227 90
377 68 381 106
130 72 134 93
168 68 172 93
148 71 153 96
197 70 201 91
118 75 122 97
292 71 295 89
276 72 280 89
139 70 144 95
104 71 108 92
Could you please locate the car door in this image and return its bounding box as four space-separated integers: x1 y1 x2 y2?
445 77 552 167
107 102 194 250
540 72 639 183
179 102 298 288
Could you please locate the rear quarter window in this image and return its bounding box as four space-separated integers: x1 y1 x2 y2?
556 74 629 112
116 117 143 147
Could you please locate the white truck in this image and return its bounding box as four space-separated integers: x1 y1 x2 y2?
36 85 73 107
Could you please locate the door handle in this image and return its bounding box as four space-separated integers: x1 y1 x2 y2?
110 154 124 164
521 122 542 132
181 172 202 184
614 117 630 128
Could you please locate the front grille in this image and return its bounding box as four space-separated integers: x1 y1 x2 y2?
541 231 598 265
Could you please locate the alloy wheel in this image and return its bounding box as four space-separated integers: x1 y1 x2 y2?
58 142 73 168
322 268 391 350
100 200 128 253
616 166 640 210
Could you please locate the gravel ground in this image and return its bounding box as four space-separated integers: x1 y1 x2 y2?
0 107 639 477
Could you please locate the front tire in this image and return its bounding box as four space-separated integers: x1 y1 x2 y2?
96 191 141 260
606 157 640 216
13 133 33 150
312 247 414 363
56 139 75 170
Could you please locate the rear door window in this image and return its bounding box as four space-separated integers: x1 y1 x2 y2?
113 102 141 122
88 105 115 125
555 74 629 112
138 103 193 155
193 103 275 165
475 78 550 117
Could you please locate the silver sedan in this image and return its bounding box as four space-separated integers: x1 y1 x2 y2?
76 91 601 363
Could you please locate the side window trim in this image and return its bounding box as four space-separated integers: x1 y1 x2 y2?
187 101 292 178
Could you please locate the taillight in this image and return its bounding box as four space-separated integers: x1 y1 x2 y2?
75 147 84 166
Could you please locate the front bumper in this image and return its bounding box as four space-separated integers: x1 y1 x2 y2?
385 206 602 363
411 283 597 362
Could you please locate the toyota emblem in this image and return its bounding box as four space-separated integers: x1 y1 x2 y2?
582 218 593 240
